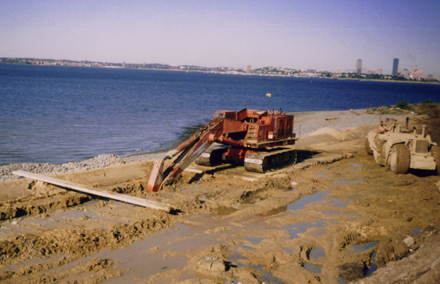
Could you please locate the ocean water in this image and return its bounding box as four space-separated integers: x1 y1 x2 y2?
1 64 439 165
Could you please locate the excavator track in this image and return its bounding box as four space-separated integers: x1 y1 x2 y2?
244 148 297 173
195 145 227 167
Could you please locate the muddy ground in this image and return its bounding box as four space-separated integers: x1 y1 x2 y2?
0 115 439 284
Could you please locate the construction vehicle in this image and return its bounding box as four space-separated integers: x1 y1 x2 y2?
147 108 297 192
365 118 440 174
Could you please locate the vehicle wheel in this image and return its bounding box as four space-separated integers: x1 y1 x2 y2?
365 138 373 155
389 144 410 174
432 145 440 176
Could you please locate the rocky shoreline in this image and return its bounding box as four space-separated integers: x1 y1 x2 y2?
0 109 400 182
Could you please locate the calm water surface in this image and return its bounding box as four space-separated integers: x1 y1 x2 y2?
1 64 439 165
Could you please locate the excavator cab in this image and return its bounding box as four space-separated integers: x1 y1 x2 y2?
214 111 237 120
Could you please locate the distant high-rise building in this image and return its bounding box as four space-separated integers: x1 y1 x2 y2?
392 58 399 75
361 67 366 74
247 65 252 72
377 68 382 75
336 68 341 74
356 59 362 74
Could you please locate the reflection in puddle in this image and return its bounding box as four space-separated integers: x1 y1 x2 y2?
364 263 377 275
0 202 127 236
412 229 422 235
352 163 362 168
315 173 328 178
213 206 238 215
285 221 326 238
304 262 322 273
259 205 287 217
352 242 378 252
283 247 294 254
309 247 325 261
238 245 255 251
287 192 328 210
245 237 264 244
174 223 190 231
329 198 348 208
228 250 284 283
347 242 378 255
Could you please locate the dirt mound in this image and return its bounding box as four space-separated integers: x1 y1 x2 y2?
309 127 348 141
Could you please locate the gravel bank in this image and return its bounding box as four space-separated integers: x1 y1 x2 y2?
1 109 399 182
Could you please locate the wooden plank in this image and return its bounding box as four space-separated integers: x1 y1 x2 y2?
12 171 174 212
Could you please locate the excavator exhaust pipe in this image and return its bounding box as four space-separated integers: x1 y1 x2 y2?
147 159 164 192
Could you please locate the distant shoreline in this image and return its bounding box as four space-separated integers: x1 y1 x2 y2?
336 77 440 85
1 62 439 85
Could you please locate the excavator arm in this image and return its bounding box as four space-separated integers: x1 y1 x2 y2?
146 117 246 192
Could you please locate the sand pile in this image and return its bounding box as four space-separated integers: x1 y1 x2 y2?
309 127 348 141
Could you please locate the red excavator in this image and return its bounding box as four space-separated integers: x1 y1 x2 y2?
147 108 297 192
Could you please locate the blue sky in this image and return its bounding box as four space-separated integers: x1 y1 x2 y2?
1 0 440 76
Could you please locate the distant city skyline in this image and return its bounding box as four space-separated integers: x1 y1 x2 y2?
1 1 440 76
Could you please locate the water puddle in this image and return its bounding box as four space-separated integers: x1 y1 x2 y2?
329 198 349 208
259 205 288 217
90 222 200 283
284 221 326 238
338 276 348 284
212 206 238 215
287 192 328 210
347 242 378 255
245 237 264 244
283 247 294 254
412 229 422 235
364 263 377 275
365 251 378 275
237 245 255 251
315 173 328 178
0 201 114 236
303 262 322 274
227 250 284 283
309 247 325 261
333 177 364 185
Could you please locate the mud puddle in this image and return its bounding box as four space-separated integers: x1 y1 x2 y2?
285 220 327 238
0 200 133 238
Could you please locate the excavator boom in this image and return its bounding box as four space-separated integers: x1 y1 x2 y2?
147 117 246 192
147 109 297 192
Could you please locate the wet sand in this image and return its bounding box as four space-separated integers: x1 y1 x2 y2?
0 111 439 283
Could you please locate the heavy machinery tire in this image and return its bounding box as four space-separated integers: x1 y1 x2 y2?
432 145 440 176
389 144 410 174
365 138 373 155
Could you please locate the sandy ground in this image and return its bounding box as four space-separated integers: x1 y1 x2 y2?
0 111 439 284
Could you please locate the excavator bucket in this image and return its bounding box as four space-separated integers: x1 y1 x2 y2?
147 159 164 192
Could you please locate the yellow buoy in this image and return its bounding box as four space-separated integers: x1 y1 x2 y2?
266 93 272 97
